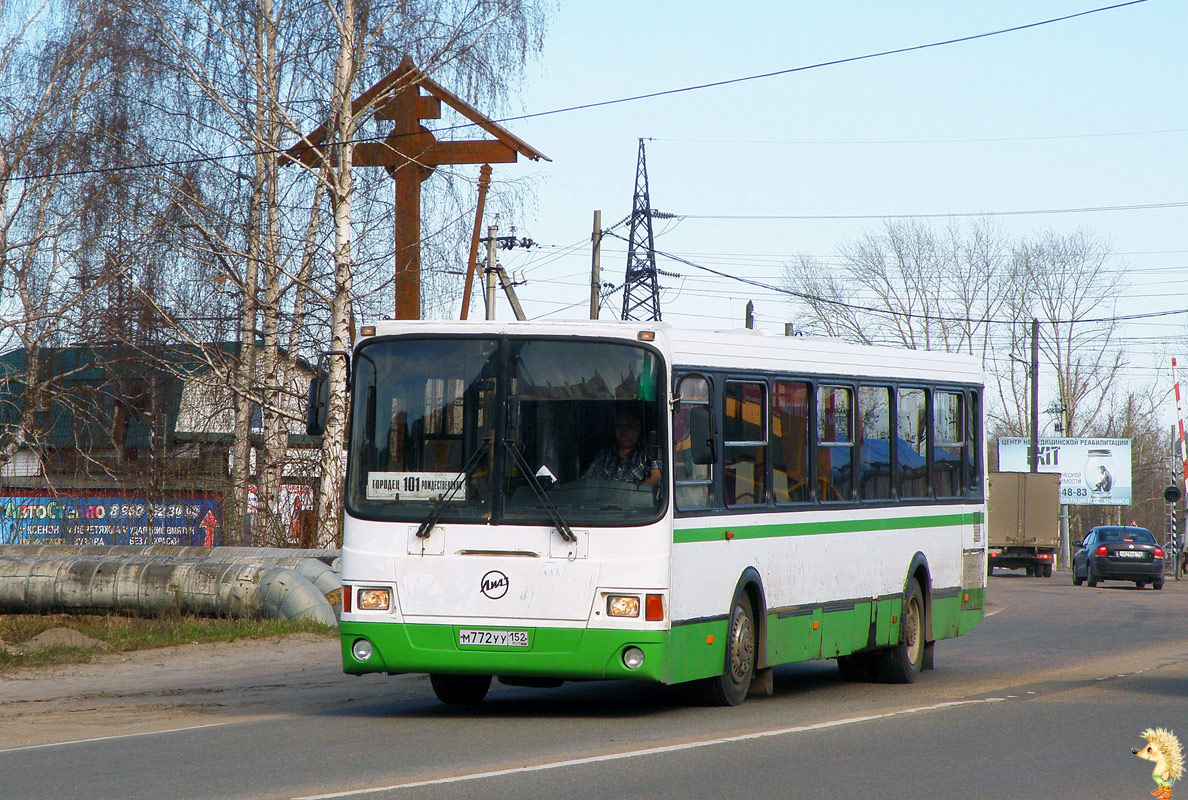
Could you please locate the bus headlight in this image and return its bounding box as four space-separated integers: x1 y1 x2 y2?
358 588 391 611
622 646 645 670
351 638 374 662
607 595 640 617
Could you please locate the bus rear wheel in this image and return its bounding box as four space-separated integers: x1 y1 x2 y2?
694 593 756 706
429 673 492 705
875 577 924 684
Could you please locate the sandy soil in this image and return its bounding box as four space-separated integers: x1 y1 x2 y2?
0 632 398 751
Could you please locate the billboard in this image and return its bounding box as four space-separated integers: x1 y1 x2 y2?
0 494 222 546
998 437 1131 506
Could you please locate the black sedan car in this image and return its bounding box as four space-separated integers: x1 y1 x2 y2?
1072 525 1164 589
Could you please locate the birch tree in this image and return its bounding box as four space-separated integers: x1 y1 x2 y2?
0 1 113 477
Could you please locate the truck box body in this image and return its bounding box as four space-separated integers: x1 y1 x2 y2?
987 471 1061 575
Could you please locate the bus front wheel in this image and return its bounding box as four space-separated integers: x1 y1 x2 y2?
694 593 756 706
429 673 492 705
875 577 924 684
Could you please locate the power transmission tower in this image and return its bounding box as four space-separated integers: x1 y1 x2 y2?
622 139 662 321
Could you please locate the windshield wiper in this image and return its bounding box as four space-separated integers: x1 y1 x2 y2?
415 442 489 539
502 440 577 542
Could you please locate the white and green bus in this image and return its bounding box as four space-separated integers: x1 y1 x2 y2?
313 320 986 706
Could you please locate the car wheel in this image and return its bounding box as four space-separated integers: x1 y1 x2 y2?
1154 579 1165 590
693 593 756 706
874 578 925 684
1136 581 1146 589
1073 567 1083 586
429 674 492 705
1044 564 1053 578
1087 566 1098 587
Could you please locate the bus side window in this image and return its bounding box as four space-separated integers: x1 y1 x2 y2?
817 385 854 502
673 375 713 509
773 380 810 504
967 390 982 494
858 385 892 501
934 391 964 497
724 380 767 507
896 388 928 499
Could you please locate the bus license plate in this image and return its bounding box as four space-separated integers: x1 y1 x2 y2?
458 629 529 647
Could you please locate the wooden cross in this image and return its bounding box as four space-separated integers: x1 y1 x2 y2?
286 56 548 319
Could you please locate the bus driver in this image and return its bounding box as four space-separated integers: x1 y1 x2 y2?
584 408 662 487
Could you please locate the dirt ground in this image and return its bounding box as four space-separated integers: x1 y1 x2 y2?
0 633 406 751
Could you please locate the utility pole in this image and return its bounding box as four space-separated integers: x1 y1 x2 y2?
1030 318 1039 472
622 139 662 321
590 210 602 320
484 225 497 321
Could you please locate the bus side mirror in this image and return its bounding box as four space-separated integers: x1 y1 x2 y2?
306 375 329 436
689 405 716 465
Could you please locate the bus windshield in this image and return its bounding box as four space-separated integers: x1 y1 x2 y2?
346 336 666 527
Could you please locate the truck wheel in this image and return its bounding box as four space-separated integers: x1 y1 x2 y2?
875 577 924 684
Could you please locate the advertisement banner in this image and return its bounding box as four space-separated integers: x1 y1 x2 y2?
999 437 1131 506
0 495 222 546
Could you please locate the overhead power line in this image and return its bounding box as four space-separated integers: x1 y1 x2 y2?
1 1 1148 186
604 231 1188 327
654 127 1188 147
676 201 1188 221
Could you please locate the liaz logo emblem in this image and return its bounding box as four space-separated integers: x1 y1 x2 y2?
480 570 509 599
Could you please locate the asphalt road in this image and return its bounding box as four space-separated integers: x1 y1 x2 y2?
4 570 1188 800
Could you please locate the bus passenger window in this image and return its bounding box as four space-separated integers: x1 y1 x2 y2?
673 376 712 509
773 381 809 503
724 381 767 507
817 385 853 502
896 388 928 499
858 386 892 501
967 390 982 491
934 391 964 497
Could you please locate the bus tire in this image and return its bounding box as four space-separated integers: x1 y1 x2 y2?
694 593 756 706
875 577 924 684
429 673 492 705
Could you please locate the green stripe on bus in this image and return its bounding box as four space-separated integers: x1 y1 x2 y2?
673 511 984 544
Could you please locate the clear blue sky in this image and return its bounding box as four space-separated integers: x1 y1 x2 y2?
458 0 1184 391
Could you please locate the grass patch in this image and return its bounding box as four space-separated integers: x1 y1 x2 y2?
0 613 337 671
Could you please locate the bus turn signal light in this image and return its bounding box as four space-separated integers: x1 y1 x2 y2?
645 594 664 621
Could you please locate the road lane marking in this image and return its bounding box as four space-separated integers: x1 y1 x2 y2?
292 697 1007 799
0 722 232 754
